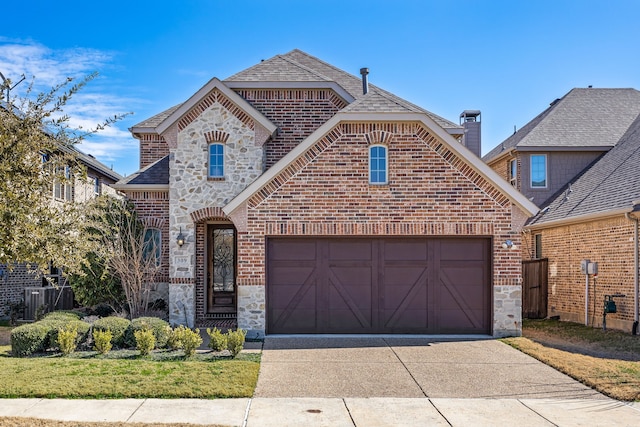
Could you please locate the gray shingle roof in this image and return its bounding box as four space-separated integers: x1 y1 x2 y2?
116 155 169 185
484 88 640 162
131 104 181 130
528 113 640 225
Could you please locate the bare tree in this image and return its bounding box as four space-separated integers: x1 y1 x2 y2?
88 196 163 318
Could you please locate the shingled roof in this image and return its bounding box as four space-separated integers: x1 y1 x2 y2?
528 113 640 227
115 155 169 187
483 88 640 163
131 49 461 132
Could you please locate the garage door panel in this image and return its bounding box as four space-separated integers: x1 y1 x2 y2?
267 237 490 334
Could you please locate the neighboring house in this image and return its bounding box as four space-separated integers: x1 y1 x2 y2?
114 49 537 338
524 114 640 333
0 145 123 320
484 88 640 334
483 88 640 206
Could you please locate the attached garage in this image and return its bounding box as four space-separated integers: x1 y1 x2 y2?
266 237 491 334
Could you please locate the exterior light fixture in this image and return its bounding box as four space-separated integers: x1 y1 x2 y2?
177 227 185 247
501 240 517 250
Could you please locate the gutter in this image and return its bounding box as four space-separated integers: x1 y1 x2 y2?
526 207 632 231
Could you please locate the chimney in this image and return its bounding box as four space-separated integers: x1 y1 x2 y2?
459 110 481 157
360 67 369 95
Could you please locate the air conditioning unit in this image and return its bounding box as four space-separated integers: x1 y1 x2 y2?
24 285 74 321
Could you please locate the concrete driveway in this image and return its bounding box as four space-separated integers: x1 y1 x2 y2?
254 336 605 399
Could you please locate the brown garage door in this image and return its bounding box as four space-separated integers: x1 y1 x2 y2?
266 237 491 334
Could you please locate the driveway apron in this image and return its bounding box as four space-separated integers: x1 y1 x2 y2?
254 336 605 399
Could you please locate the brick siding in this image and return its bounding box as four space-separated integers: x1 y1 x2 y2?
527 215 638 330
137 133 169 169
234 89 346 167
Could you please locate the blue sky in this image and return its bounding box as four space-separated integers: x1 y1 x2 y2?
2 0 640 176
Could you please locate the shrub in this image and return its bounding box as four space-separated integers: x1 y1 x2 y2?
93 317 131 348
56 326 78 355
11 322 50 357
125 317 170 349
44 319 91 350
93 329 113 354
134 328 155 356
206 327 227 352
172 326 202 358
167 326 183 350
43 311 84 321
226 329 246 358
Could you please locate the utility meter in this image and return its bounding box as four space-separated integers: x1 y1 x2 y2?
580 259 590 274
587 262 598 275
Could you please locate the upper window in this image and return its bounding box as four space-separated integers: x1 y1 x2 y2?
369 145 387 185
54 166 73 201
143 228 162 266
208 143 225 178
530 154 547 188
93 177 100 195
509 159 517 187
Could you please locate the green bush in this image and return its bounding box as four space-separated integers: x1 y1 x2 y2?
93 329 113 354
206 327 227 352
167 326 183 350
125 317 170 349
134 328 155 356
56 326 78 355
226 329 246 358
172 326 202 358
43 319 91 350
10 322 50 357
93 317 130 348
43 311 84 321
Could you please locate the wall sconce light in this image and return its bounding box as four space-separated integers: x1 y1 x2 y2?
501 239 517 250
176 227 186 247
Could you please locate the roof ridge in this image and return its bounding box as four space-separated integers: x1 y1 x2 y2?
276 54 333 82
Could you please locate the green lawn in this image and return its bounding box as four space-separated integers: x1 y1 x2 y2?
0 345 260 399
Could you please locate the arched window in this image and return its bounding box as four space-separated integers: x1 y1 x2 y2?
369 145 387 184
208 143 225 178
143 228 162 266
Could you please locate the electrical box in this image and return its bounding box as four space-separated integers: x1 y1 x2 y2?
580 259 590 274
587 262 598 275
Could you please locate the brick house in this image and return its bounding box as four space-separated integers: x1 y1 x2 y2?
485 88 640 333
115 49 537 337
0 146 123 320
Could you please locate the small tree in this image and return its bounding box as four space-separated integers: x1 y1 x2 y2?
0 74 125 275
88 196 164 319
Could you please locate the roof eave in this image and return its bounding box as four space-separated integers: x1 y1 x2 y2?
526 207 633 231
223 111 539 217
224 80 355 104
111 183 169 191
155 78 277 136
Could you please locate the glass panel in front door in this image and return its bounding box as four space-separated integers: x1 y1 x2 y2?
213 228 235 292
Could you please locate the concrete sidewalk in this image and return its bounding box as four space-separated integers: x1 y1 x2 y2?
1 397 639 426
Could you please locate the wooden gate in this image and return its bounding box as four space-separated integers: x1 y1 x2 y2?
522 258 548 319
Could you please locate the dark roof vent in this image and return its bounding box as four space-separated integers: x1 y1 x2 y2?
360 67 369 95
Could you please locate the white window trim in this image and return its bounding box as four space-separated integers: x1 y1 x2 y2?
530 154 547 189
369 144 388 185
208 143 225 178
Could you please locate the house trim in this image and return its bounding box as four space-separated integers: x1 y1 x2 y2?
111 184 169 191
526 207 633 231
223 111 539 217
155 78 278 136
224 80 355 105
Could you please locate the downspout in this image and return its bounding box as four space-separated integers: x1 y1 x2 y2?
626 212 639 335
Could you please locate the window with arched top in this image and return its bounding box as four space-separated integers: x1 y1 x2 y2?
143 228 162 266
369 145 388 184
208 143 225 178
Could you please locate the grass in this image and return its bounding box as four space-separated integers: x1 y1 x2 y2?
502 319 640 401
0 342 260 399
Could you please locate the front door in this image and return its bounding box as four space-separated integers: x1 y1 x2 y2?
207 224 237 315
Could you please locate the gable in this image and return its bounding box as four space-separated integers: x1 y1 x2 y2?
224 112 538 217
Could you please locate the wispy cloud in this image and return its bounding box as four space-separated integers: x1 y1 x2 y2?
0 39 139 175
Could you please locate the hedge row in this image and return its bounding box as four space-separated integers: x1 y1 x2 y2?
10 314 172 357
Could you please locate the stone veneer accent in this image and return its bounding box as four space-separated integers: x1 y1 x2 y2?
493 285 522 337
237 285 265 339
